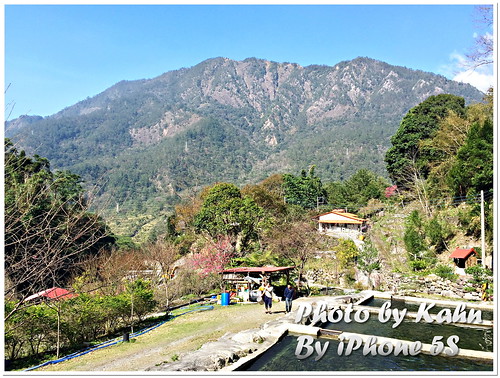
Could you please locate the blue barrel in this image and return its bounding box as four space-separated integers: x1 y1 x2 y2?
221 292 230 306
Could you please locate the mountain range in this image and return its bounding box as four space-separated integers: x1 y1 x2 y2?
6 56 484 216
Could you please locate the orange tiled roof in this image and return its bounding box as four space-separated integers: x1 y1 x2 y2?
317 210 367 223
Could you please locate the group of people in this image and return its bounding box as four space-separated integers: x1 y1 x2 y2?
258 281 296 314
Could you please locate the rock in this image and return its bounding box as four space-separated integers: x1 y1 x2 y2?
463 293 480 301
355 269 370 287
369 272 383 289
425 274 440 282
440 290 455 298
231 330 264 344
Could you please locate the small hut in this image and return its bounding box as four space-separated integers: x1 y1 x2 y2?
449 247 478 269
220 266 294 302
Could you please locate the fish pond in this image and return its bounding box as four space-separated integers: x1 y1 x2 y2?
362 297 494 321
244 335 493 371
244 297 493 372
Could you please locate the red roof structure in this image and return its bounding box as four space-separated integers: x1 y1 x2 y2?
24 287 78 302
221 266 294 274
449 248 476 259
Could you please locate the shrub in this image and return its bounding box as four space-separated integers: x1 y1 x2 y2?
4 301 58 361
465 265 493 286
434 264 457 280
309 287 322 296
126 278 157 321
426 217 447 253
410 259 429 271
336 239 359 269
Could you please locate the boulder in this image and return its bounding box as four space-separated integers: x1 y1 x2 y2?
425 274 440 282
231 330 265 344
463 293 480 301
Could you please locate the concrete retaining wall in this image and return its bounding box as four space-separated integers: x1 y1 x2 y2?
305 269 485 301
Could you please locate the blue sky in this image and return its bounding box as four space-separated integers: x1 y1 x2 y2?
4 4 494 120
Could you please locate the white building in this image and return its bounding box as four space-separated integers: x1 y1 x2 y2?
316 209 367 240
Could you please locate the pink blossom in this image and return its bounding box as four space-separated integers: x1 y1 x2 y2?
385 185 398 198
190 236 234 276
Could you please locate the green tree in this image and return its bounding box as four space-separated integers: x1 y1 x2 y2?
403 210 431 271
126 278 157 323
328 169 388 209
335 239 359 270
425 90 493 199
385 94 466 187
193 183 268 252
324 181 348 208
426 216 448 253
241 178 287 217
5 301 58 361
60 294 108 347
283 165 326 209
346 169 387 203
193 183 243 237
448 118 493 198
357 238 380 282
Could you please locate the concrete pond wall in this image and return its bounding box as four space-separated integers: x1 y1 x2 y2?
305 268 485 301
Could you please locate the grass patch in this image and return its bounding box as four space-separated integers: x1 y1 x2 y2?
38 302 282 372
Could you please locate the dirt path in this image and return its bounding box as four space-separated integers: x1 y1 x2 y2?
39 301 289 372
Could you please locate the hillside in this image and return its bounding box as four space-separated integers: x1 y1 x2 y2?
6 57 484 218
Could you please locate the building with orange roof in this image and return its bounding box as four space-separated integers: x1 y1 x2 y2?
315 209 368 239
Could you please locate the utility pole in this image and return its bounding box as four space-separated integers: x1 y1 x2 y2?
481 190 486 268
131 289 134 334
317 196 326 211
316 196 322 211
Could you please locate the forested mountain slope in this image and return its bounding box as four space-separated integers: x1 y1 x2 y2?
6 57 483 214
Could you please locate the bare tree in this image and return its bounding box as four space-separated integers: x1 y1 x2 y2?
4 82 16 121
398 156 432 217
140 240 180 309
264 220 321 291
4 141 113 321
4 196 112 320
466 5 493 69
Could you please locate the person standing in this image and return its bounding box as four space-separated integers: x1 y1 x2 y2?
283 284 295 313
259 281 274 314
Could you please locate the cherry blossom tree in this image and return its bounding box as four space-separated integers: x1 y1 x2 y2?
189 235 234 276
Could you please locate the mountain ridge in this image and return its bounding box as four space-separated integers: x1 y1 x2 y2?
6 56 484 214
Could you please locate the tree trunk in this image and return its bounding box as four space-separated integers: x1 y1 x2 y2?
164 277 170 310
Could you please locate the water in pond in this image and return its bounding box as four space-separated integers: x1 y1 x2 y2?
245 335 493 371
245 298 493 372
321 317 493 352
363 297 493 321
